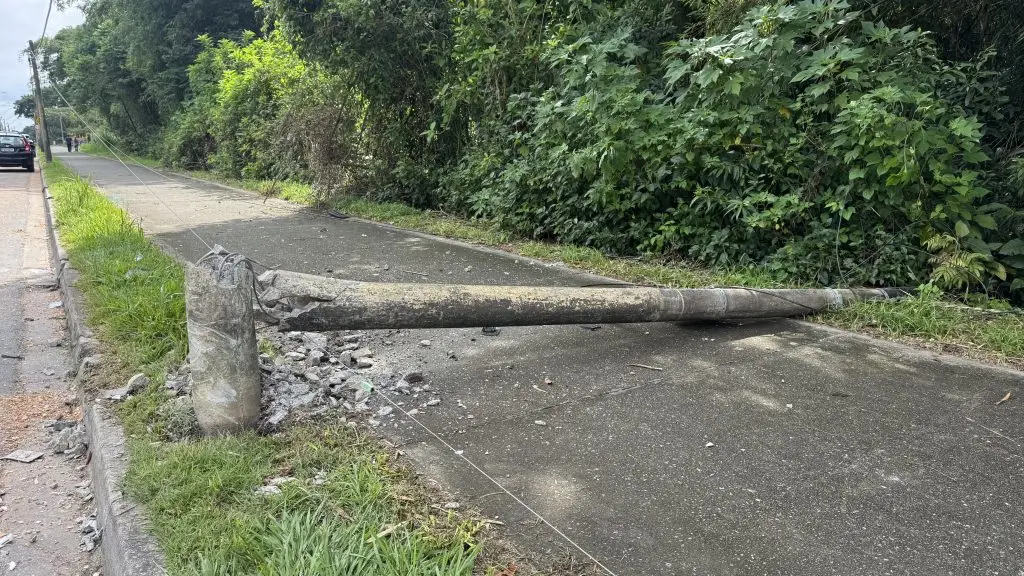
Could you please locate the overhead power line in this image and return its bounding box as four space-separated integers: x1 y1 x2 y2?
41 0 54 41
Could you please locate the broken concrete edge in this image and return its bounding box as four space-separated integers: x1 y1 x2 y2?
39 166 169 576
793 318 1024 378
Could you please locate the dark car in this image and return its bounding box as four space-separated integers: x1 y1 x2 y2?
0 133 35 172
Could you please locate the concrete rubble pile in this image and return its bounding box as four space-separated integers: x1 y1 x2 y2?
259 330 438 429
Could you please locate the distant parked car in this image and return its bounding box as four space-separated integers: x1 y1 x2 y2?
0 133 35 172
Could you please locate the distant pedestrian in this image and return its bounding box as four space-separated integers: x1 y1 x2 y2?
65 136 72 153
73 137 80 152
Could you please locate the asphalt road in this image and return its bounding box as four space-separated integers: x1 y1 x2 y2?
57 151 1024 576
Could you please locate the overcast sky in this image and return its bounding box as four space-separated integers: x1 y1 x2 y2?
1 1 84 131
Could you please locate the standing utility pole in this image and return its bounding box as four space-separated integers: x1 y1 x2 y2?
28 40 52 162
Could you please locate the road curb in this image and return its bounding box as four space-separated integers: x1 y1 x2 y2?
40 165 168 576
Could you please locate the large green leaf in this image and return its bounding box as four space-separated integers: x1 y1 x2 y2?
954 220 970 238
973 214 998 230
999 238 1024 256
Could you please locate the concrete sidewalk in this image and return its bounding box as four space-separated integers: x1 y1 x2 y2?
58 151 1024 575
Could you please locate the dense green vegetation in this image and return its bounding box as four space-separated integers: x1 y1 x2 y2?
30 0 1024 299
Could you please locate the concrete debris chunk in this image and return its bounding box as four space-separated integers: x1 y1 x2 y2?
127 373 150 394
78 512 101 552
102 386 131 402
350 348 374 360
307 349 325 366
42 420 76 432
267 409 288 427
303 332 328 349
288 392 318 408
1 450 44 463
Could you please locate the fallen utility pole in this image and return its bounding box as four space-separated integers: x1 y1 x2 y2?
188 265 908 434
257 269 909 332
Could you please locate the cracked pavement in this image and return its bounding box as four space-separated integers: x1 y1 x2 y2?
58 150 1024 575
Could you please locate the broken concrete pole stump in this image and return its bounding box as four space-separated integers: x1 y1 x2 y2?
186 249 261 435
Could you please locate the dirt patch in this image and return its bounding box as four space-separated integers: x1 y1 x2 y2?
0 394 79 454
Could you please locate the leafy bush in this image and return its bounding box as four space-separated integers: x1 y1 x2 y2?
655 1 997 286
275 70 368 200
163 32 308 179
441 0 1019 294
258 0 457 205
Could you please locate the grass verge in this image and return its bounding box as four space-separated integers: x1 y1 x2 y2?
44 159 501 575
73 150 1024 368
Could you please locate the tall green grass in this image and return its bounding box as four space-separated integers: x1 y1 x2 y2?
822 290 1024 364
126 426 481 576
